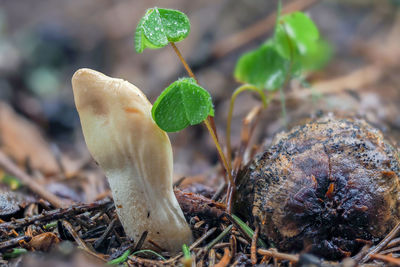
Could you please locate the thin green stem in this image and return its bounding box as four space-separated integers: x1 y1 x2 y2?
279 21 295 128
279 59 292 128
279 87 287 127
204 118 233 194
170 42 198 83
170 41 219 140
170 41 229 178
226 84 266 166
107 249 131 265
182 244 191 259
170 41 233 211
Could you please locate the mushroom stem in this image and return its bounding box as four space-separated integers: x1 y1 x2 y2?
71 68 192 252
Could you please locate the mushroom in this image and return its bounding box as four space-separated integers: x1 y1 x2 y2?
71 68 193 252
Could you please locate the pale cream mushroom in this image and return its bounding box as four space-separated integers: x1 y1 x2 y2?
71 68 193 252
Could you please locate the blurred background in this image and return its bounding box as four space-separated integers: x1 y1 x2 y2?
0 0 400 201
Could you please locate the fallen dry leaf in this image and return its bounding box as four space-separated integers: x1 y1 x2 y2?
28 232 60 252
0 102 59 175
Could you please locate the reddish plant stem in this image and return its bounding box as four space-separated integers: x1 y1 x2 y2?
169 42 233 211
204 119 234 210
370 254 400 266
257 249 299 263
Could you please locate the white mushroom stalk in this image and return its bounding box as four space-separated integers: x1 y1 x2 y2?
71 68 193 252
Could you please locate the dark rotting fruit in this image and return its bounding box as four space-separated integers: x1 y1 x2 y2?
234 116 400 259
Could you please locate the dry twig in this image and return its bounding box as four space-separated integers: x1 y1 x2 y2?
361 222 400 263
62 220 107 262
93 217 117 249
388 237 400 249
0 236 31 250
0 150 66 208
0 199 111 230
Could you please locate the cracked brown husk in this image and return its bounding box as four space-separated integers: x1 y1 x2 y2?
235 116 400 260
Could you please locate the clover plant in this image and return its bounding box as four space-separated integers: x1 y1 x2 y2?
234 5 332 126
134 4 332 212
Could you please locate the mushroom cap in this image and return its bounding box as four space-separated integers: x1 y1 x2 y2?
72 68 171 175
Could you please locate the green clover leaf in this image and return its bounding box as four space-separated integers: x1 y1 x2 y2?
274 12 319 61
299 39 333 71
152 78 214 132
234 42 289 91
135 7 190 53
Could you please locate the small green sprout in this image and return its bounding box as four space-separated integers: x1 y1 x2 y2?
181 244 192 267
3 248 28 259
182 244 191 259
135 6 234 204
107 249 131 265
43 221 58 230
107 249 166 265
0 173 22 190
107 249 168 265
